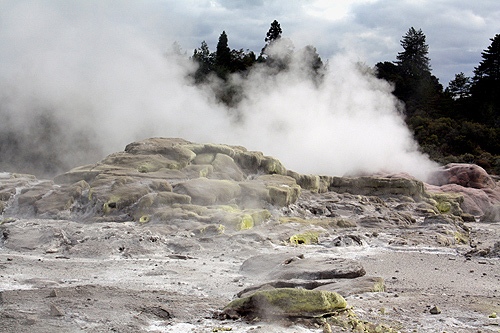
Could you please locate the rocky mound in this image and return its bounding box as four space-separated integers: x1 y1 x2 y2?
1 137 487 224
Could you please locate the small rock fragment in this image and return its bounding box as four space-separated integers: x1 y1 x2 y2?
50 304 64 317
489 312 497 318
322 322 332 333
48 289 57 297
429 306 441 314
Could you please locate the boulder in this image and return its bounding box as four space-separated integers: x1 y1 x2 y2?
238 181 270 208
35 180 90 216
223 288 347 319
211 153 245 181
329 176 426 200
314 276 386 296
237 276 384 299
480 204 500 222
267 256 366 280
287 170 321 192
426 183 500 216
429 163 496 189
17 181 55 206
240 254 365 280
258 174 301 206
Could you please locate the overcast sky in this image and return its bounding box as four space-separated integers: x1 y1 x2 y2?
155 0 500 86
1 1 499 86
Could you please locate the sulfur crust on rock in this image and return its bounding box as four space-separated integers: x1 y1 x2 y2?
290 231 320 245
224 288 347 318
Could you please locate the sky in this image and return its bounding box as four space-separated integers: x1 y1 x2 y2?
160 0 500 85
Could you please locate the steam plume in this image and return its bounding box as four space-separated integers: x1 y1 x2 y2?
0 1 438 180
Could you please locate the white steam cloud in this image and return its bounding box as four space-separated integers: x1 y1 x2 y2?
0 1 438 180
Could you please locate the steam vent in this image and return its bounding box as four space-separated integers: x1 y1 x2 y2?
1 137 500 332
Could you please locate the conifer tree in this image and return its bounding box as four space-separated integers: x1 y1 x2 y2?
473 34 500 82
265 20 282 43
191 41 214 83
396 27 431 78
215 31 231 69
471 34 500 126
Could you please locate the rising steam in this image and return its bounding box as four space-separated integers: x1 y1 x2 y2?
0 1 438 180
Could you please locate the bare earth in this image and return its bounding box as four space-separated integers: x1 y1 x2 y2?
1 218 499 333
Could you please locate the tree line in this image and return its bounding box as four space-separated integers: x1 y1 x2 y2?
187 22 500 174
375 28 500 174
189 20 324 107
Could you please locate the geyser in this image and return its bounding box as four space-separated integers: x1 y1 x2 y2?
0 1 438 180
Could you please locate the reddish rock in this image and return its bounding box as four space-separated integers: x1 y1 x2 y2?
426 183 500 216
425 163 500 216
428 163 496 189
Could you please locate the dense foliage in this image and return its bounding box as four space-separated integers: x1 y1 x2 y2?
376 30 500 174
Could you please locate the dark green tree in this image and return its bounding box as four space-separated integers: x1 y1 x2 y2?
260 20 284 61
470 34 500 126
474 34 500 81
230 49 256 73
445 72 471 100
265 20 282 43
215 31 231 70
191 41 214 83
396 27 431 78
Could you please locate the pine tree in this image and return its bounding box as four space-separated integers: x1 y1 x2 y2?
446 72 471 100
265 20 282 43
215 31 231 69
471 34 500 126
474 34 500 82
191 41 214 83
396 27 431 78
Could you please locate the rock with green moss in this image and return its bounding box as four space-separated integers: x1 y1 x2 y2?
234 150 263 172
260 156 287 175
287 170 321 192
100 152 181 172
101 183 151 214
246 209 271 225
290 231 320 245
222 213 254 230
258 174 301 206
427 191 463 216
183 164 213 178
223 288 347 319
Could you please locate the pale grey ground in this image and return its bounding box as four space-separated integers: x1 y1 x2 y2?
1 218 499 333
